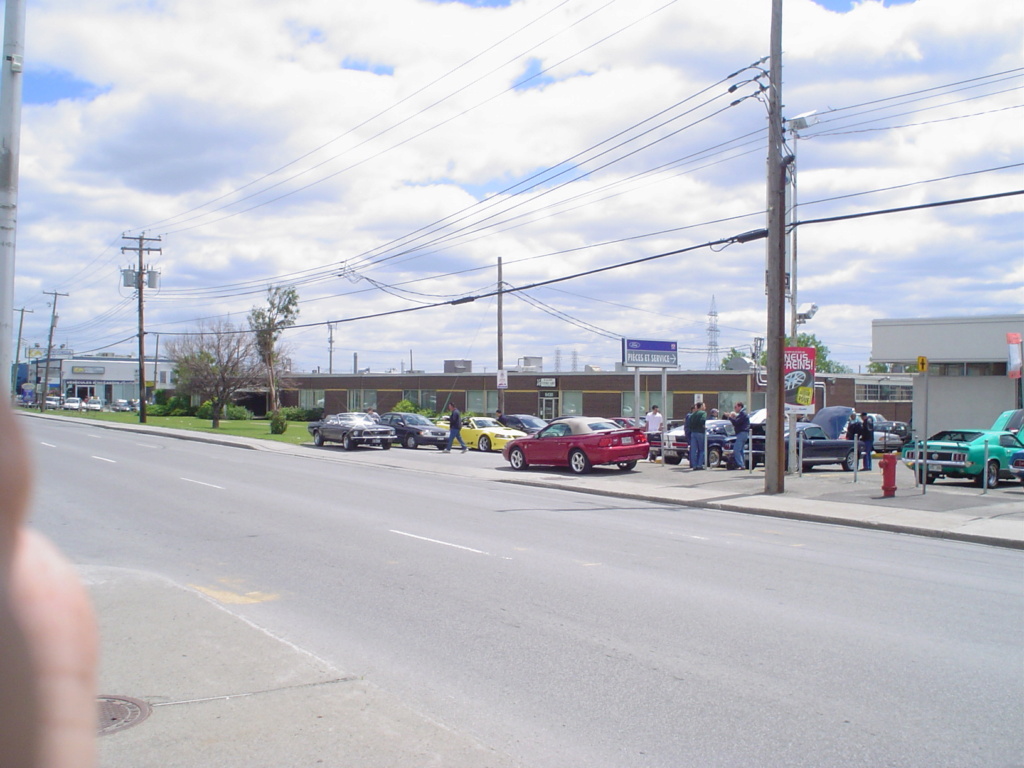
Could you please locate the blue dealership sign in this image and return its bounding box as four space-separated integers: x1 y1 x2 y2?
622 338 678 367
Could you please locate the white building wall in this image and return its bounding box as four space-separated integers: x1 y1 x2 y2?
872 315 1023 364
913 375 1019 435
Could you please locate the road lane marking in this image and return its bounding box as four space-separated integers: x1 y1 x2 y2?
189 577 278 606
40 442 56 448
181 478 225 489
92 456 116 463
390 529 490 556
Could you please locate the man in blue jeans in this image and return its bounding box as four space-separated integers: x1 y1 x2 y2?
444 402 468 452
688 402 707 469
728 401 750 469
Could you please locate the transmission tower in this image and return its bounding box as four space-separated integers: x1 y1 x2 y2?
705 295 720 370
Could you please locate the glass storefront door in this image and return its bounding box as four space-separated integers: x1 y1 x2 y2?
538 392 560 419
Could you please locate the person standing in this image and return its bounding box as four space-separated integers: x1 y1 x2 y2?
495 410 507 426
728 402 750 470
644 405 664 462
847 411 875 470
689 402 707 469
444 402 468 453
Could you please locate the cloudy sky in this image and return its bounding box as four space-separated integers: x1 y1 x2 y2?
7 0 1023 376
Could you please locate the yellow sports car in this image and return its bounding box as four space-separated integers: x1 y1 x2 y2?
436 416 527 452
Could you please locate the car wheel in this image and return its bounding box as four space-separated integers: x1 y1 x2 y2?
343 434 355 451
664 455 682 466
842 449 856 472
617 460 637 471
509 447 529 471
312 430 324 447
708 447 722 468
404 434 418 449
381 440 391 450
568 449 592 474
925 473 938 484
478 436 491 452
975 460 999 489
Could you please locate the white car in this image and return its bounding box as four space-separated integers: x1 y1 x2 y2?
45 396 61 410
62 397 82 410
85 397 103 411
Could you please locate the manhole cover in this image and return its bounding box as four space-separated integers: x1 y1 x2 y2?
97 695 152 735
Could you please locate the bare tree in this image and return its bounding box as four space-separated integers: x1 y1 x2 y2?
248 286 299 414
166 319 262 428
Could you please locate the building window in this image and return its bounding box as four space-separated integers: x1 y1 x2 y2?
621 392 674 419
855 383 913 401
348 389 376 412
299 389 324 410
402 389 436 411
467 390 498 415
561 391 583 416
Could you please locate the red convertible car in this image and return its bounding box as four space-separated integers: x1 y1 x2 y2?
502 416 649 474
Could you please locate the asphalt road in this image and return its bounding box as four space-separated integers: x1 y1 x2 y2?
26 417 1024 767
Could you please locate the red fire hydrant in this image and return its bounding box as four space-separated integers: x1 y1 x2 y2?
879 453 898 498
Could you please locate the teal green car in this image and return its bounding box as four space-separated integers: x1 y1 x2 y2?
901 409 1024 488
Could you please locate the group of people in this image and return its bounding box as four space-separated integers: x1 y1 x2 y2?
643 401 751 470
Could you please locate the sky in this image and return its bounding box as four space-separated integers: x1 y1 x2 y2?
5 0 1023 377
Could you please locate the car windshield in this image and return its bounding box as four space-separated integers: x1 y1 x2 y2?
473 417 500 428
516 415 547 429
929 430 983 443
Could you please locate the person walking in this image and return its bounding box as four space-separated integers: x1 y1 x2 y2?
644 405 664 462
728 401 750 470
689 402 707 469
444 402 468 453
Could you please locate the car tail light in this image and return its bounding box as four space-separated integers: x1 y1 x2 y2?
598 437 613 447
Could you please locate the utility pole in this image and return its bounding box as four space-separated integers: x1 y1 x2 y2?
497 257 505 414
764 0 787 494
121 233 162 423
11 305 31 398
328 323 335 374
0 0 27 401
39 290 67 411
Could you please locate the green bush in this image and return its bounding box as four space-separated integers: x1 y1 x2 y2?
269 410 288 434
280 406 322 422
226 404 253 420
147 404 169 416
195 401 253 421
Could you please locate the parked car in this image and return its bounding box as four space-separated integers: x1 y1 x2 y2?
749 422 866 471
308 412 395 450
458 416 526 452
111 399 132 412
992 408 1024 434
901 422 1024 488
85 397 103 411
811 406 906 452
1008 449 1024 487
502 416 649 474
44 396 61 410
651 419 736 467
62 397 82 411
379 412 448 449
500 414 548 435
609 417 639 429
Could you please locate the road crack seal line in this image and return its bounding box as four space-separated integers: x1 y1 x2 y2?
150 677 360 708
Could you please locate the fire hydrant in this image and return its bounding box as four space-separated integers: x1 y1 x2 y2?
879 453 898 498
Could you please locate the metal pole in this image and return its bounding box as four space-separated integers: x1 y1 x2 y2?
765 0 786 494
39 291 66 410
0 0 27 401
497 257 504 414
11 305 30 398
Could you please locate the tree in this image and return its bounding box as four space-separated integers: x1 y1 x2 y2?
166 319 262 428
248 286 299 415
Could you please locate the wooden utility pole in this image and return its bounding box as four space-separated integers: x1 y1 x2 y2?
11 305 31 398
39 291 67 410
121 233 161 423
765 0 787 494
497 257 505 414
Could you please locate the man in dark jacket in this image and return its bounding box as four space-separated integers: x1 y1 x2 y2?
728 402 750 469
846 412 874 470
689 402 707 469
444 402 468 453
